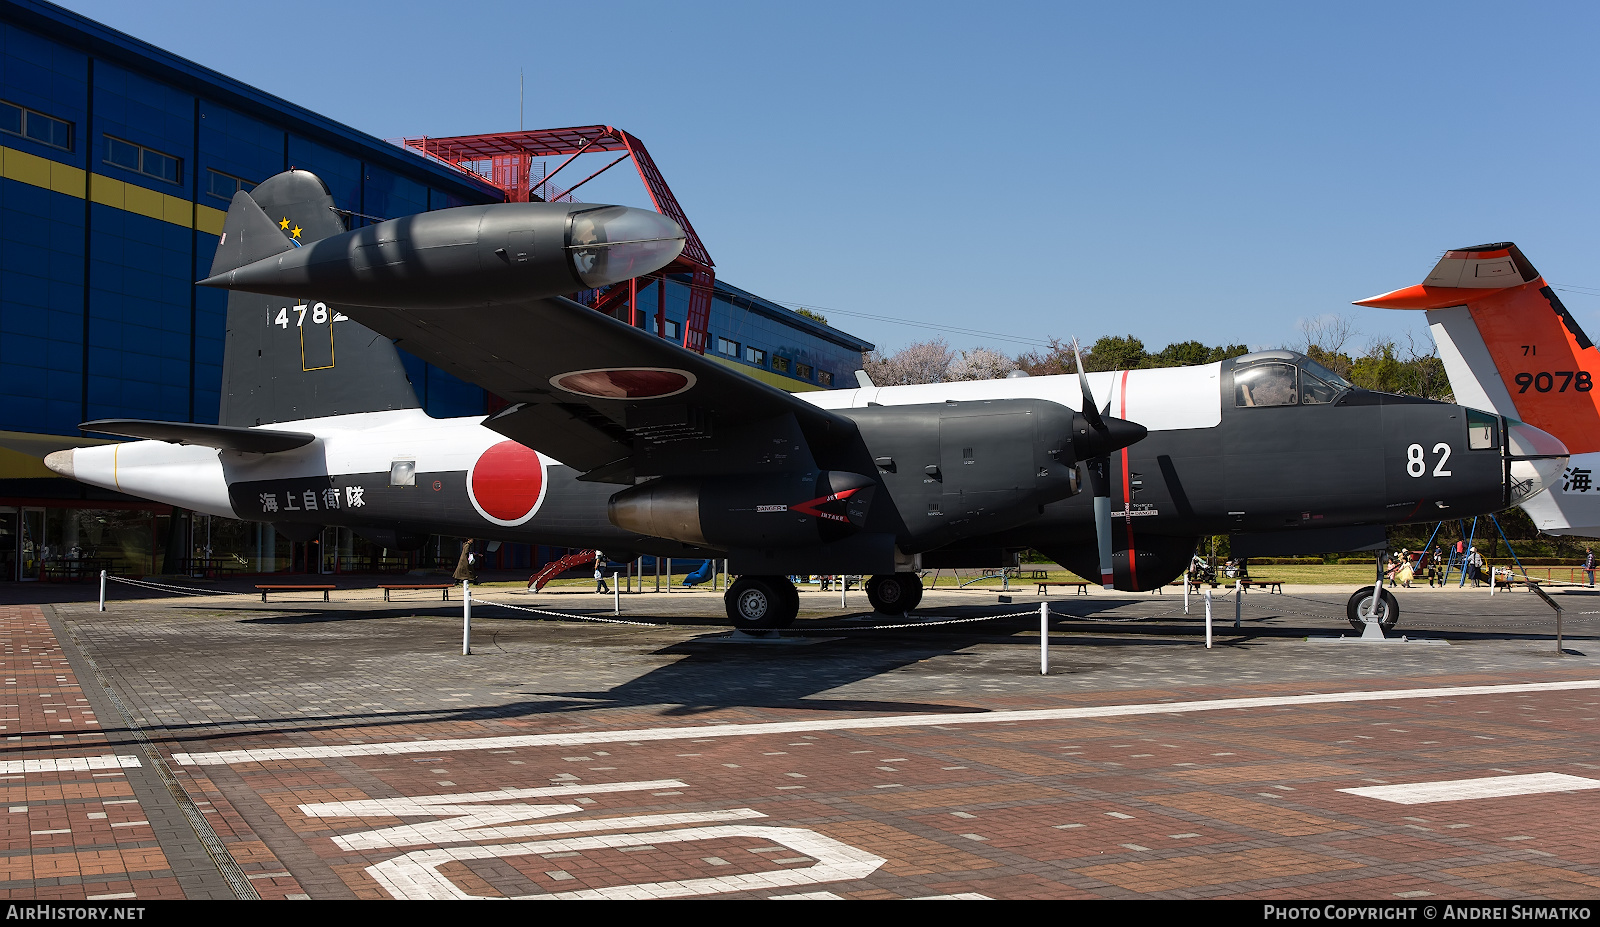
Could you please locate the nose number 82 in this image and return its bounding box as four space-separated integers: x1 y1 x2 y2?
1406 443 1451 478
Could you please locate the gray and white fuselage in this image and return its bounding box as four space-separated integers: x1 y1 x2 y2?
45 353 1564 589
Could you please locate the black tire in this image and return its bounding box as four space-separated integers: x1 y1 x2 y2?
901 573 924 612
724 575 798 630
866 573 917 615
1346 586 1400 632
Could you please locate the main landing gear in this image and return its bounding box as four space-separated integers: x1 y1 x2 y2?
725 575 799 631
866 572 923 616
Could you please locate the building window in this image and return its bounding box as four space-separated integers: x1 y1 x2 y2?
818 370 833 387
662 319 679 339
0 99 73 151
105 135 181 184
717 337 740 357
796 363 814 381
773 356 790 374
745 346 766 366
206 169 255 200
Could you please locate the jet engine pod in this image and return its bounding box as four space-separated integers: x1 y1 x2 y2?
608 471 876 550
198 201 684 309
1038 533 1198 593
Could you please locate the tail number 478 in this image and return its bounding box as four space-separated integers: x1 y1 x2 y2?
1407 443 1451 478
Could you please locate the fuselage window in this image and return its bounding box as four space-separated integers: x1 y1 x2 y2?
1234 363 1298 407
1300 371 1340 405
390 459 416 487
1466 409 1498 449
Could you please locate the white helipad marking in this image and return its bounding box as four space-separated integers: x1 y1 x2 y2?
1340 773 1600 805
0 755 141 774
169 679 1600 767
366 825 885 901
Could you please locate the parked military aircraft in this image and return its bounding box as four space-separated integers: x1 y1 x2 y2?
1356 242 1596 536
42 171 1570 631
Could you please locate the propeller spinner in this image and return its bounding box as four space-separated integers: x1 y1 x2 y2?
1070 340 1148 590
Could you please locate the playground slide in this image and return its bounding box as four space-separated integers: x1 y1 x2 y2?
682 559 714 586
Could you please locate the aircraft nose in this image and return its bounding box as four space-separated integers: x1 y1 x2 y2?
1506 420 1569 504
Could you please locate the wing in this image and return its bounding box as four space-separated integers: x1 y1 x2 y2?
79 419 316 453
335 296 859 481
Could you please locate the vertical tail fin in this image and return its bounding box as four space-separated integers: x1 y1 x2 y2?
1358 243 1598 533
1356 242 1600 452
213 170 421 426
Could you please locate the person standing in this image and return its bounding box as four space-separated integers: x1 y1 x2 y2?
594 556 610 594
1586 547 1595 587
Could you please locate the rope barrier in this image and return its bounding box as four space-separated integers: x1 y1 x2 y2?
104 575 250 597
473 596 662 628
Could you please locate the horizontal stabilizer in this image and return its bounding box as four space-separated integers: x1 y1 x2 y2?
79 419 315 453
204 190 294 282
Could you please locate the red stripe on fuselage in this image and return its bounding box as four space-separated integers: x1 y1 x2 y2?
1119 369 1139 591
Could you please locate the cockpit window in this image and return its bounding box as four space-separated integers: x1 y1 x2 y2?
1234 363 1298 407
1300 371 1340 405
1466 409 1498 449
1300 357 1352 389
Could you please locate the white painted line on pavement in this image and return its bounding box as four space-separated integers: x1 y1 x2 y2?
0 755 142 774
170 678 1600 767
1339 772 1600 804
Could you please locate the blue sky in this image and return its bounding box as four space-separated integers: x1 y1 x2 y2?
61 0 1600 357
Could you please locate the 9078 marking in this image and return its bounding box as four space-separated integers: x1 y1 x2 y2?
1514 371 1593 393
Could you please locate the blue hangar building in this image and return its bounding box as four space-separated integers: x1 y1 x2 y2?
0 0 873 580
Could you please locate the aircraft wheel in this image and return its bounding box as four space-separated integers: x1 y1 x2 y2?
1346 586 1400 632
866 573 918 615
725 576 797 630
901 573 924 612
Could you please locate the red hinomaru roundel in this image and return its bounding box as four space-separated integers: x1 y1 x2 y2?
467 441 547 526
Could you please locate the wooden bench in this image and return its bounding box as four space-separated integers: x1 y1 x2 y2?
380 583 453 602
1238 580 1282 594
256 584 335 602
1037 581 1090 595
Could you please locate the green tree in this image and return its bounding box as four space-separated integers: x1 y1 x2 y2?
1084 335 1148 372
793 308 828 326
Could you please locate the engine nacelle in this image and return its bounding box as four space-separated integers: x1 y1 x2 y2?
608 471 876 551
1039 533 1198 592
838 398 1092 550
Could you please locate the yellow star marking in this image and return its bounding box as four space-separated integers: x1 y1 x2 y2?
279 217 290 229
290 226 302 239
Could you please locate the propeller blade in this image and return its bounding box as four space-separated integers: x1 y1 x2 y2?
1093 476 1115 590
1071 339 1105 430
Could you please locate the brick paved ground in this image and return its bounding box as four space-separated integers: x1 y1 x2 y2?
1 580 1597 899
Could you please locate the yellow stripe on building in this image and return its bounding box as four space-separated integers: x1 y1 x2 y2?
3 144 225 234
707 353 823 392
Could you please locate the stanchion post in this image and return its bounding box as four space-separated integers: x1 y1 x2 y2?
1234 579 1241 628
613 573 620 615
98 569 107 612
461 581 472 655
840 577 847 608
1205 588 1213 648
1039 601 1049 675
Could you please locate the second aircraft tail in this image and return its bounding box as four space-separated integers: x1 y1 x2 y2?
1358 243 1598 534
